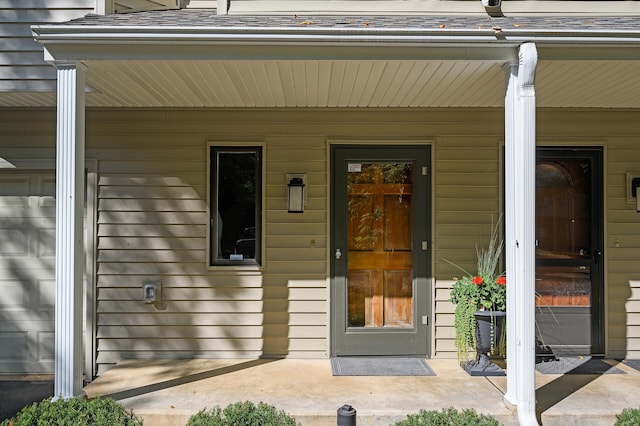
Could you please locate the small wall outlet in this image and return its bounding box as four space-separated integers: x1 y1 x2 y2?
143 283 156 303
143 280 167 310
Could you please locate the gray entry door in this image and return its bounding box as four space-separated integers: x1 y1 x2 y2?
535 148 604 356
331 146 431 356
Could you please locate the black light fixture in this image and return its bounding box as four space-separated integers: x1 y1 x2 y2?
632 176 640 212
287 176 305 213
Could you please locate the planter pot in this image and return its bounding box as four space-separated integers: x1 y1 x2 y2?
475 310 506 354
463 310 506 376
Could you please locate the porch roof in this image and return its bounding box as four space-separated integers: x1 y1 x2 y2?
45 11 640 31
26 12 640 108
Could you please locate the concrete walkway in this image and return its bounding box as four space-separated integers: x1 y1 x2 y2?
81 358 640 426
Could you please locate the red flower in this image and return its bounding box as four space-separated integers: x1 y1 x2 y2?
472 276 484 285
496 276 506 286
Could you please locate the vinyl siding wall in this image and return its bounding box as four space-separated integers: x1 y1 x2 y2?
224 0 640 15
114 0 181 13
1 108 640 373
0 1 94 94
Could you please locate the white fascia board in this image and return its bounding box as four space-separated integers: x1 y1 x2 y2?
32 25 519 61
32 24 640 62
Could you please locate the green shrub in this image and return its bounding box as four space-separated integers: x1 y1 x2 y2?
1 396 143 426
187 401 298 426
394 407 502 426
615 408 640 426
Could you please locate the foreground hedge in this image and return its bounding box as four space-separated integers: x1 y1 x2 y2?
187 401 298 426
615 408 640 426
0 396 143 426
394 407 502 426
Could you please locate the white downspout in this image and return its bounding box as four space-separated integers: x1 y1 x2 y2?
218 0 229 15
515 42 539 426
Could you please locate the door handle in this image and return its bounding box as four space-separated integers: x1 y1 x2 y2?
335 248 342 260
594 250 602 265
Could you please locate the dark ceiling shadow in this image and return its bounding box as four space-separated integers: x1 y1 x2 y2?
97 358 279 401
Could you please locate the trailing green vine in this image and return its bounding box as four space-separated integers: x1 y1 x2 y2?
454 299 479 362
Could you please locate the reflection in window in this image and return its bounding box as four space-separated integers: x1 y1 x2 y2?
536 161 572 188
536 266 591 307
210 146 262 266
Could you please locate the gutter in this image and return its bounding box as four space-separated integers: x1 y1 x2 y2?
31 25 521 62
31 23 640 63
32 24 640 43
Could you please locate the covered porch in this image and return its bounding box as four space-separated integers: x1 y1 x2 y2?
26 12 640 424
83 357 640 425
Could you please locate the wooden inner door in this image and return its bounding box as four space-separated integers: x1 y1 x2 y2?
347 163 413 328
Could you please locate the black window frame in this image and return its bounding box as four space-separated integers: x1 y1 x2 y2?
209 146 262 267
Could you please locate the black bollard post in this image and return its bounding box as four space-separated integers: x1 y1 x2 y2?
337 404 356 426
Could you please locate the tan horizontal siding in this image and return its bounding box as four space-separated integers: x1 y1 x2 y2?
97 325 326 339
88 111 330 370
97 287 326 301
4 108 640 368
96 313 326 326
96 300 327 314
433 135 501 358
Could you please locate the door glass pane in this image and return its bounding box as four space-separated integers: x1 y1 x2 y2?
536 159 591 260
535 153 598 355
536 266 591 307
346 163 413 328
536 157 592 307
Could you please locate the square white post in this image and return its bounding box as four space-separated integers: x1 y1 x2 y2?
54 62 86 398
503 59 518 406
504 43 539 425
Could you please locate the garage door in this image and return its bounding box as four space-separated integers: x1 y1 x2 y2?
0 172 57 374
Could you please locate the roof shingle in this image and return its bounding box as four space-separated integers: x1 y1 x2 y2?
61 10 640 32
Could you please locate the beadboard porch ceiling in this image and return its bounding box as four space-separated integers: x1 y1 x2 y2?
3 58 640 108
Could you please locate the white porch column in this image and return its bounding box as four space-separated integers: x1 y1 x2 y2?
503 58 518 406
54 62 86 398
504 43 538 425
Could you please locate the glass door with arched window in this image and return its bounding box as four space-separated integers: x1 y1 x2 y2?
535 148 604 356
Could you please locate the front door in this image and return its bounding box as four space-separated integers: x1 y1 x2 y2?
535 148 604 356
331 146 431 356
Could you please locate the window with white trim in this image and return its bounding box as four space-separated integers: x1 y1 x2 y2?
210 146 262 266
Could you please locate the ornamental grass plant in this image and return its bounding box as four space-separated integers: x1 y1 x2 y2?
447 217 506 362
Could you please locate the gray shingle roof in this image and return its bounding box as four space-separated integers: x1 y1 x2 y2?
61 10 640 32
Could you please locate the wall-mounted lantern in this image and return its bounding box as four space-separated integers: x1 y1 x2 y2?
632 176 640 212
287 174 306 213
627 172 640 213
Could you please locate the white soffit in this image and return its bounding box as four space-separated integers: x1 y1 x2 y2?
2 59 640 108
84 59 640 108
82 60 505 108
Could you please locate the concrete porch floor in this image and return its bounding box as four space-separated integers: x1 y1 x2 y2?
83 358 640 426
